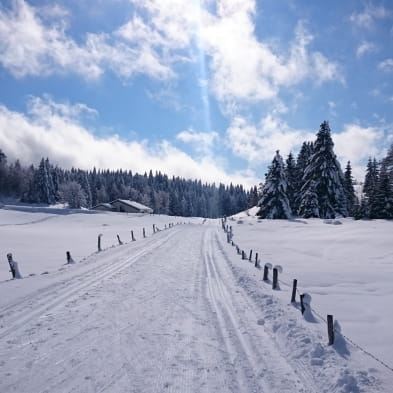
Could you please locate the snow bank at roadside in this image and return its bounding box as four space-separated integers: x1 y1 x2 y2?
0 205 201 281
220 212 393 390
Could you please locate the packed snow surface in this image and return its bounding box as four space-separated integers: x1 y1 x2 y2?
0 205 392 392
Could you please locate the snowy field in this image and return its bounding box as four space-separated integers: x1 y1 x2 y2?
0 204 392 392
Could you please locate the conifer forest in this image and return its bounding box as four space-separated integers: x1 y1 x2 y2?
1 121 392 219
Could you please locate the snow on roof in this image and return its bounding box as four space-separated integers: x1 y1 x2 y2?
92 203 113 209
112 199 152 211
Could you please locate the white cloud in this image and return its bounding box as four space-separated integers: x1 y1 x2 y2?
378 58 393 71
350 4 390 28
0 0 343 108
226 115 314 165
0 0 174 80
201 11 343 108
0 97 258 187
333 124 386 180
356 41 377 57
176 128 219 154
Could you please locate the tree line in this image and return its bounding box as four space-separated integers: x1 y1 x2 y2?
0 150 258 218
257 121 393 220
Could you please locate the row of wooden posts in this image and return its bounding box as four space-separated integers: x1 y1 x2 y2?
5 222 180 281
221 218 335 346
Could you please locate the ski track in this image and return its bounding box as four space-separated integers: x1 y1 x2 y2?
0 223 348 392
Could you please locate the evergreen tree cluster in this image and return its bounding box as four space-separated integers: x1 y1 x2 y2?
0 152 255 218
257 121 393 220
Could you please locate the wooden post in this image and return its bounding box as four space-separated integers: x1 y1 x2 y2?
241 250 246 260
153 224 156 233
227 233 230 243
236 246 240 254
7 253 22 279
249 250 253 261
327 315 335 345
66 251 75 264
7 253 15 278
300 294 305 314
131 230 135 241
272 268 278 289
254 253 258 268
98 234 103 252
117 234 123 245
231 240 234 246
143 228 146 238
291 279 297 303
263 263 271 281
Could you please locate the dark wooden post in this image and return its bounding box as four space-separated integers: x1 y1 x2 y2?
291 279 297 302
143 228 146 238
263 264 269 281
241 250 246 260
98 234 103 252
7 253 22 279
254 253 259 267
7 253 15 278
227 233 230 243
131 230 135 241
117 234 123 245
236 246 240 254
272 268 278 289
300 294 305 314
66 251 75 264
249 250 253 261
327 315 335 345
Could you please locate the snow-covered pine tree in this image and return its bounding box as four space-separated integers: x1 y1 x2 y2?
343 161 357 216
285 152 297 212
300 121 348 218
294 141 313 211
257 151 292 219
369 166 393 218
298 180 319 218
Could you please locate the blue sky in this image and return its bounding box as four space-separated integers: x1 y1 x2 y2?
0 0 392 187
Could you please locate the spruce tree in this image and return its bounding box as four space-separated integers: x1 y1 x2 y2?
300 121 348 218
370 166 393 218
298 180 319 218
343 161 357 216
285 152 297 212
294 142 313 211
257 151 292 219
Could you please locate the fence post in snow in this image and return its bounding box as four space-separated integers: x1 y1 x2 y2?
254 253 259 268
7 253 22 279
98 234 103 252
117 235 123 245
153 224 156 233
272 268 278 289
241 250 246 260
300 294 306 314
263 263 272 281
143 228 146 238
131 230 135 241
236 245 240 254
66 251 75 264
249 250 253 261
327 315 335 345
227 233 231 243
291 279 297 302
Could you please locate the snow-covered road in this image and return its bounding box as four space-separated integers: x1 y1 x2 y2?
0 223 383 392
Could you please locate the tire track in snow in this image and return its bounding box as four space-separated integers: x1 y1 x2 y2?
0 228 182 340
202 227 313 393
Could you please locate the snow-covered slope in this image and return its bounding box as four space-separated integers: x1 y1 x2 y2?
0 206 391 392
